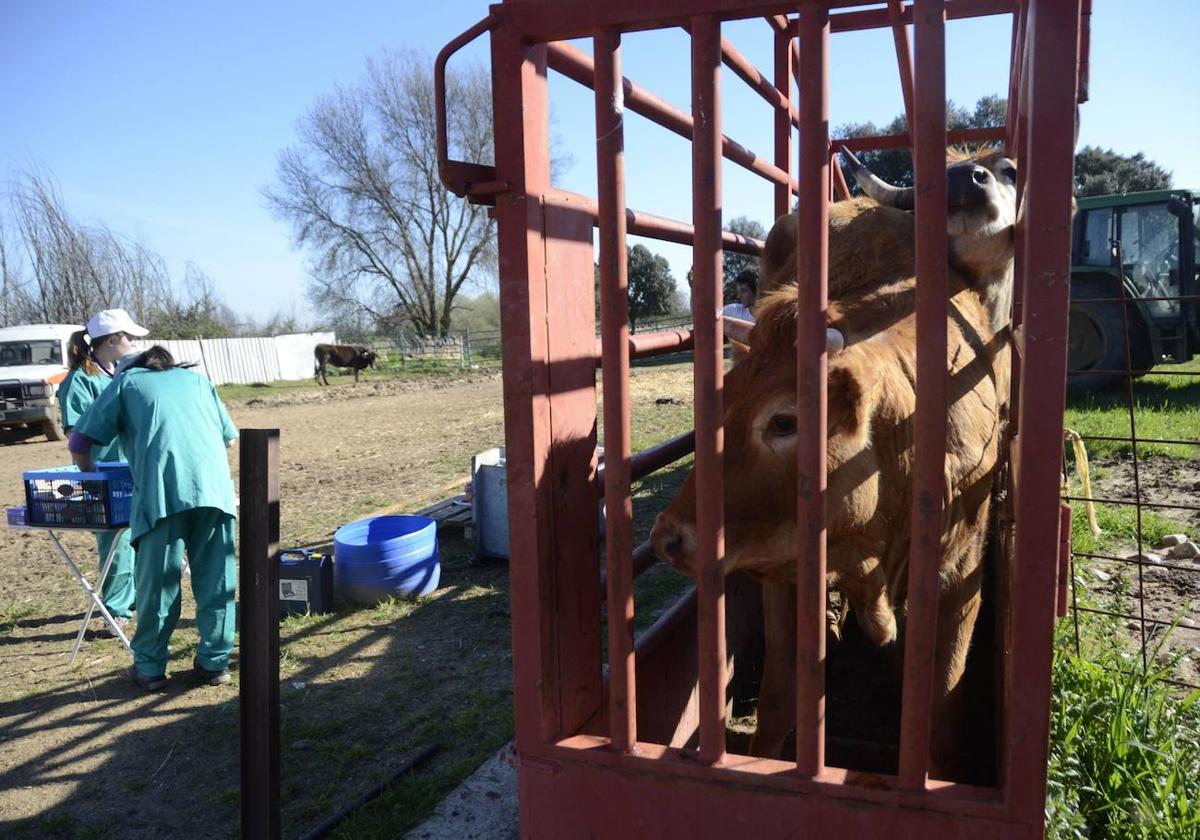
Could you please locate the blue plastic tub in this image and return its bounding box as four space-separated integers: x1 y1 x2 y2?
334 514 440 603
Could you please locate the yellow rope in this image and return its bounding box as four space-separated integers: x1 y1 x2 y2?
1064 428 1101 537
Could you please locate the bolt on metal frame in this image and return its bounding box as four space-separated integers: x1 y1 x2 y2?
438 0 1085 835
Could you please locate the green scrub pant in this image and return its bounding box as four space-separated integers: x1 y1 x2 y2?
95 529 135 619
131 507 237 677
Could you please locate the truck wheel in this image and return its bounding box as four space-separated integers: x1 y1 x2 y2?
1067 279 1153 393
42 418 65 442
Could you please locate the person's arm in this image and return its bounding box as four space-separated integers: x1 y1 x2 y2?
211 385 239 447
69 431 98 472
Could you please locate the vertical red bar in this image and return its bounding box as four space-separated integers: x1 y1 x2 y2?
489 31 553 760
794 3 830 780
898 0 948 790
1006 0 1081 823
888 0 916 135
594 28 636 754
690 14 727 767
773 30 793 221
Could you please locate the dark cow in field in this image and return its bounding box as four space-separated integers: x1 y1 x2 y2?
314 343 379 385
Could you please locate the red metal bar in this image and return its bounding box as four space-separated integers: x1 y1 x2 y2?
774 30 793 219
1078 0 1092 102
898 0 948 790
794 3 831 780
691 25 801 128
592 327 696 366
547 41 796 193
1005 2 1027 151
1005 0 1082 824
435 14 498 196
831 150 852 200
488 33 555 764
690 14 727 767
823 0 1015 33
595 28 637 755
599 540 661 599
543 189 763 255
888 0 916 135
838 126 1004 152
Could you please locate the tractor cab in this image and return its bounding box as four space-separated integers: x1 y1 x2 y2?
1069 189 1200 386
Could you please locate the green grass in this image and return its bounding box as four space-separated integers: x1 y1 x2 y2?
1048 624 1200 839
1065 360 1200 459
216 362 480 402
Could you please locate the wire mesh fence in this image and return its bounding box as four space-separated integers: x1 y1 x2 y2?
1063 203 1200 690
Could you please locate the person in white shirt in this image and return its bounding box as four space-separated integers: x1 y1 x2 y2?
721 268 758 325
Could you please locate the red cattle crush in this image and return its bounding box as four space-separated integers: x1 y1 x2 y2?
437 1 1085 836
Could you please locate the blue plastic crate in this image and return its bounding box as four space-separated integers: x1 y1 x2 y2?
22 462 133 529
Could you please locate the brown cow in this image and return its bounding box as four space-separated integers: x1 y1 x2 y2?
651 148 1018 774
314 343 379 385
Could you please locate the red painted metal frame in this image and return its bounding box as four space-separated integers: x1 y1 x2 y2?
441 0 1085 836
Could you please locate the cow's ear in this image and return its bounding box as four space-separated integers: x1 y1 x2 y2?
827 364 878 439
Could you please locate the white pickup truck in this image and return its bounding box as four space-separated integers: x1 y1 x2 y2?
0 324 82 442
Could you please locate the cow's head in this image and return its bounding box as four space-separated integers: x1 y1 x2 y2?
651 289 883 586
363 349 379 368
840 147 1017 281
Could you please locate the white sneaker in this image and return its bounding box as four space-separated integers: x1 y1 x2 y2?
102 617 130 638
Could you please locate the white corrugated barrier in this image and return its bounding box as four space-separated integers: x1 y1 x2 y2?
144 332 335 386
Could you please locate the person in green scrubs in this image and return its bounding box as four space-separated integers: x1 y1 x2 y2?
71 345 238 692
58 309 149 635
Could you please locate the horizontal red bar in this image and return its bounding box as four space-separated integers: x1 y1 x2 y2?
544 189 763 255
547 41 796 193
837 126 1005 153
817 0 1016 34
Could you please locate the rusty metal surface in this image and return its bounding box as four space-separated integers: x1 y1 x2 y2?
595 26 638 754
898 0 950 791
793 3 831 780
689 14 728 768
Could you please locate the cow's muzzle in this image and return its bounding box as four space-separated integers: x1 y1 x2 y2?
650 512 696 576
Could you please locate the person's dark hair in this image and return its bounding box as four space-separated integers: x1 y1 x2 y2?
733 268 758 296
67 330 102 375
125 345 197 373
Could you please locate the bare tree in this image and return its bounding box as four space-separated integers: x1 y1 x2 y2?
2 168 235 337
266 49 496 338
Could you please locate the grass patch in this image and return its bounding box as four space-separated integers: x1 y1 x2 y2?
1064 360 1200 459
1048 623 1200 839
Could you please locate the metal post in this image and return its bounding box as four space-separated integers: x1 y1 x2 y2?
1006 0 1082 823
240 428 281 840
794 3 830 779
690 14 726 767
595 27 637 754
898 0 948 790
773 29 793 221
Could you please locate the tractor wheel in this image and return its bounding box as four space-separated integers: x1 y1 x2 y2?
1066 279 1153 392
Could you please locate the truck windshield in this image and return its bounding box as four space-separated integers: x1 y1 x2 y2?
1119 202 1180 319
0 340 64 367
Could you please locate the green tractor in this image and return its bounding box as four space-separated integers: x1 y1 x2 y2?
1068 188 1199 389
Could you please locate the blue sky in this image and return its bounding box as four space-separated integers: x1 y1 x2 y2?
2 1 1197 324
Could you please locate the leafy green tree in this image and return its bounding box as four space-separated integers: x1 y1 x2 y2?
627 244 678 331
1074 146 1171 197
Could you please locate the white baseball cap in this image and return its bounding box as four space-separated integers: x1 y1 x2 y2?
86 308 149 339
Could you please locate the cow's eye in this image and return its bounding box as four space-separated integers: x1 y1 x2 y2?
766 413 797 438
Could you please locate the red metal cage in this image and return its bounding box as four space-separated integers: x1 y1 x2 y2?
437 1 1086 836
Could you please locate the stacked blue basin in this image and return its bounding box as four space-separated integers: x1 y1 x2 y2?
333 514 440 603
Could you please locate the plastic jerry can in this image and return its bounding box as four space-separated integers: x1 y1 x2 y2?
279 549 334 617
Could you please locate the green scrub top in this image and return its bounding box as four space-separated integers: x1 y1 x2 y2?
74 366 239 542
58 366 122 463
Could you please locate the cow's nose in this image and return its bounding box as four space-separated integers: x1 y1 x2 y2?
972 166 991 185
948 164 991 208
651 513 688 568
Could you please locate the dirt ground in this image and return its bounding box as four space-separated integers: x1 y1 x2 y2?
0 364 696 839
1073 455 1200 686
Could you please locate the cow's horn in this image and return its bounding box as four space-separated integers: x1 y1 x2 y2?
723 315 754 345
840 146 915 211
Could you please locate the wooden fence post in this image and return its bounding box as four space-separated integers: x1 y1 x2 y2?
240 428 281 840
